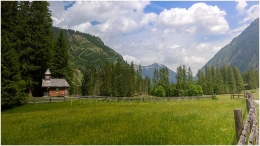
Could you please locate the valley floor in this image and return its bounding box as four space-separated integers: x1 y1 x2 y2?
1 93 258 145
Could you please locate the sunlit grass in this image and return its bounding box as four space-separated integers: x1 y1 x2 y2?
1 94 249 145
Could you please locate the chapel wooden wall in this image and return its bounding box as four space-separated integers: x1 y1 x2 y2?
48 87 68 97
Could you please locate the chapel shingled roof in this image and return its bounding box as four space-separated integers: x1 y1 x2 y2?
42 79 70 87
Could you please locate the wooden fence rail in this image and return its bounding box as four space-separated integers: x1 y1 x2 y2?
27 94 216 104
27 97 77 104
234 93 259 145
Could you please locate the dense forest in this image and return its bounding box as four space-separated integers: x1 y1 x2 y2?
197 64 258 95
1 1 72 109
148 64 258 97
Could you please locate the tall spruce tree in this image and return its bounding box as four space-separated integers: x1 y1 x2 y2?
1 1 19 42
176 66 182 89
215 68 224 94
100 62 112 96
130 62 135 96
227 66 236 93
204 66 213 94
1 36 27 109
81 64 94 96
182 65 187 86
29 1 54 96
111 64 117 96
115 61 123 96
51 30 74 95
221 63 230 93
187 67 193 83
233 67 244 93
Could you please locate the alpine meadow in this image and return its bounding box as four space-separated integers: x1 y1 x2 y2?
1 1 259 145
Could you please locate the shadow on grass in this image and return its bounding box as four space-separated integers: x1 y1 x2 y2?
232 134 237 145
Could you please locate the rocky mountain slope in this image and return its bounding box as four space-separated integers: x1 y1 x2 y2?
201 18 259 72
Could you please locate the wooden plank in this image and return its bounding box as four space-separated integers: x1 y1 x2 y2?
234 108 244 143
246 98 251 113
248 120 257 145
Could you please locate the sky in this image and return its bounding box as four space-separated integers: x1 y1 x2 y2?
49 0 259 74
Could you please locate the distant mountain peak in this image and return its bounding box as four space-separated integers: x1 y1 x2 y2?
141 63 177 83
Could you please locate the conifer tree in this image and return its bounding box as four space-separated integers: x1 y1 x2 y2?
111 64 117 96
187 67 193 83
81 64 94 96
221 63 230 93
176 66 183 88
1 1 19 42
182 65 187 85
227 66 236 93
130 62 135 96
215 68 224 94
204 66 213 94
100 62 112 96
233 67 244 93
115 61 123 96
153 69 159 88
51 30 68 78
1 36 27 109
29 1 54 96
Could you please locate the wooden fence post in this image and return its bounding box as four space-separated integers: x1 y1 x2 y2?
246 98 251 113
50 97 52 103
234 108 244 142
33 98 35 104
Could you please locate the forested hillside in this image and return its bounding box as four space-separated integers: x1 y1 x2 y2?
202 18 259 72
51 26 125 70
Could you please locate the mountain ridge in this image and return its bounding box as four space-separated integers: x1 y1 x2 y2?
201 18 259 72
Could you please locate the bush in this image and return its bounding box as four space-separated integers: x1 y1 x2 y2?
154 85 166 97
188 84 203 96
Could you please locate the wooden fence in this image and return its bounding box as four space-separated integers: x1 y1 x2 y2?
234 93 259 145
80 94 216 101
27 94 216 104
27 97 77 103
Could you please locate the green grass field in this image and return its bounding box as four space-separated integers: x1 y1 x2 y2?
1 94 257 145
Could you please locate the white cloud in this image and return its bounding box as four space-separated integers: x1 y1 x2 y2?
123 55 140 64
228 23 249 37
72 22 92 32
156 3 229 35
50 1 150 29
243 4 259 23
140 12 158 25
236 0 247 14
